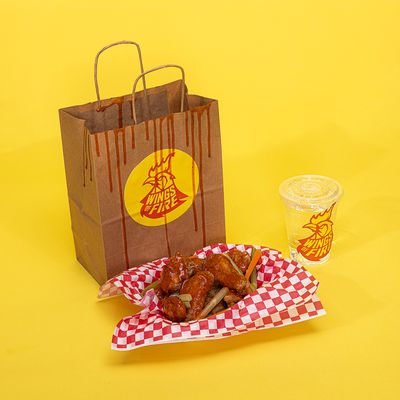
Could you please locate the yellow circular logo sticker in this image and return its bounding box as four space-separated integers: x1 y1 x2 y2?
124 149 199 226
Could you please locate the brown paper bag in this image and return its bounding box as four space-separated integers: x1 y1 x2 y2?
59 43 226 284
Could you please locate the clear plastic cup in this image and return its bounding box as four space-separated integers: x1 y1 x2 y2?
279 174 343 265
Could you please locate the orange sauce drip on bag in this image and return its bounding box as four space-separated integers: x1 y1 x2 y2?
104 130 113 192
131 125 135 150
161 117 172 257
159 117 164 153
84 128 88 170
206 104 211 157
170 114 175 150
167 115 171 149
145 120 150 141
153 120 157 165
82 127 87 187
87 130 93 182
113 129 130 268
94 134 101 157
196 110 207 246
185 111 189 147
190 111 198 231
122 127 127 165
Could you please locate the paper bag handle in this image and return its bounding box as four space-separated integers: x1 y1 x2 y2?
94 40 147 110
131 64 185 124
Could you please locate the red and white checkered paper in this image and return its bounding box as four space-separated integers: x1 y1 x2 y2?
99 244 326 350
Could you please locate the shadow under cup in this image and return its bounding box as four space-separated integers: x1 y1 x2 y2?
279 175 343 266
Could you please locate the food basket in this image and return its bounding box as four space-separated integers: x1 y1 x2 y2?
98 244 326 350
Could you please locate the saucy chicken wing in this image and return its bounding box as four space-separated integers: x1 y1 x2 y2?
227 249 251 273
205 254 249 295
181 270 214 321
162 296 187 322
158 254 204 294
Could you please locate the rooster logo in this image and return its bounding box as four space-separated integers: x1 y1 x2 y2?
140 152 188 219
297 203 335 261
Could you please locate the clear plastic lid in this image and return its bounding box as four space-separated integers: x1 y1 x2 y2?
279 174 343 209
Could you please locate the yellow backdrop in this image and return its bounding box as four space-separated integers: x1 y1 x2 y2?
1 1 399 399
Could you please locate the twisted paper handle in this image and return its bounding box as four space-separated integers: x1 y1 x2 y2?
94 40 147 110
131 64 185 124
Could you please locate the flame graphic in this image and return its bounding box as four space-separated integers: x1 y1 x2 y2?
140 152 188 219
297 203 335 262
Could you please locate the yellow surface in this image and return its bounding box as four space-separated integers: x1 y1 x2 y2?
1 1 400 399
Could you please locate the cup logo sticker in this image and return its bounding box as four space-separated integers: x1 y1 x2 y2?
297 203 335 261
124 149 199 227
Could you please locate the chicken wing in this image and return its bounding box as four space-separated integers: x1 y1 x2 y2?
205 254 249 295
162 296 187 322
227 249 251 273
158 254 204 294
184 255 205 273
181 270 214 320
